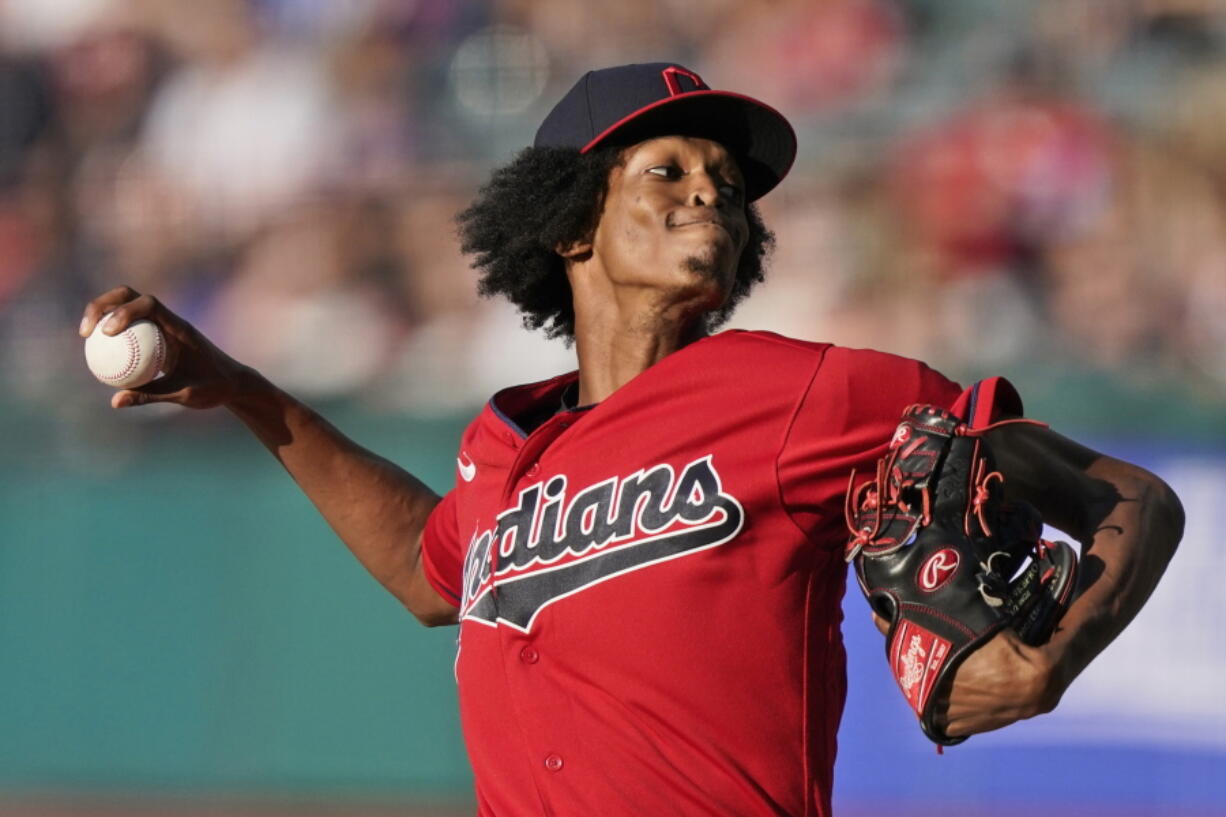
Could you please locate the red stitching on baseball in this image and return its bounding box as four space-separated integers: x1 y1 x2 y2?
99 331 142 383
151 328 165 374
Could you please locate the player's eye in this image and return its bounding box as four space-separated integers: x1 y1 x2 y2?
646 165 680 179
719 182 743 201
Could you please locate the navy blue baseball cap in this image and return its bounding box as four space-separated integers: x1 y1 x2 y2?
534 62 797 202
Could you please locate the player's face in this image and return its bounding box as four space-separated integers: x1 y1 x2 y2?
586 135 749 311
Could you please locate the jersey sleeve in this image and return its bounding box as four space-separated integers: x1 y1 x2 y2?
776 346 963 548
420 489 464 608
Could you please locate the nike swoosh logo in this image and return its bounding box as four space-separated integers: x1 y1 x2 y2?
457 452 476 482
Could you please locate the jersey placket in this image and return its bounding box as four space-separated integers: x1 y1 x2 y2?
493 410 582 810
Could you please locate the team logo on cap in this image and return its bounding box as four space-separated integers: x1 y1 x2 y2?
661 65 703 95
460 455 743 632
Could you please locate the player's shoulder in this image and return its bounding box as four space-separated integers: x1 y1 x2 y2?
712 331 962 412
708 330 942 377
701 330 834 374
710 328 831 357
681 330 834 389
816 343 963 415
819 342 947 378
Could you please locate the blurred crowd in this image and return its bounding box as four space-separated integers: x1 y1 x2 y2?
2 0 1225 423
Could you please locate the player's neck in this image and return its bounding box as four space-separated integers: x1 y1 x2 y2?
566 255 723 404
571 302 707 406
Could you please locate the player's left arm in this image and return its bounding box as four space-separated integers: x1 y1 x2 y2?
940 422 1184 738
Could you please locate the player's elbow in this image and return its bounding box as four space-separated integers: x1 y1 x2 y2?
1145 471 1184 560
402 578 460 628
1104 460 1184 561
410 604 459 628
398 533 461 627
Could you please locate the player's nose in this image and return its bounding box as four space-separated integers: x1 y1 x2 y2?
684 172 723 208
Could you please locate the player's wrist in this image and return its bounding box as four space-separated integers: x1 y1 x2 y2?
221 365 279 413
993 629 1064 718
1027 634 1078 714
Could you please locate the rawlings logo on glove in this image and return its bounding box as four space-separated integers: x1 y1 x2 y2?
844 378 1078 746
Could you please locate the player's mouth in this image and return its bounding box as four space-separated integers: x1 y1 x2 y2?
667 213 739 242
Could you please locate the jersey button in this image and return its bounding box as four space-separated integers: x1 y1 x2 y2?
519 646 539 664
544 753 563 772
526 463 540 478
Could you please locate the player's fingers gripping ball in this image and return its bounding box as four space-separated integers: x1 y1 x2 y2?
84 312 167 389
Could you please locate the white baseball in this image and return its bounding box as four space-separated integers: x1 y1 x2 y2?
84 312 167 389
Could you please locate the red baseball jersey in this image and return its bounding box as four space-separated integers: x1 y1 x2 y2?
421 330 961 817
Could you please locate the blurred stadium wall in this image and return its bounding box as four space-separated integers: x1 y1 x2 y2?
1 0 1223 815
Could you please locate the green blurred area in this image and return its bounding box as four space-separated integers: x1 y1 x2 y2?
0 406 472 796
973 362 1226 441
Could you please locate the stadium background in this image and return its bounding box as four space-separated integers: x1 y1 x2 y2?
1 0 1223 815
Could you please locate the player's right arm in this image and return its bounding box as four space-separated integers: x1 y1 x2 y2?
938 423 1182 737
80 286 459 627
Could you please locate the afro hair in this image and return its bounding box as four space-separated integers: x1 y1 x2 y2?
456 145 774 340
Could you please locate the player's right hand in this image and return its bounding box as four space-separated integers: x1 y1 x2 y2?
80 286 250 410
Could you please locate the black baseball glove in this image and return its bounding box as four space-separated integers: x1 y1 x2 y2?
844 396 1078 746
